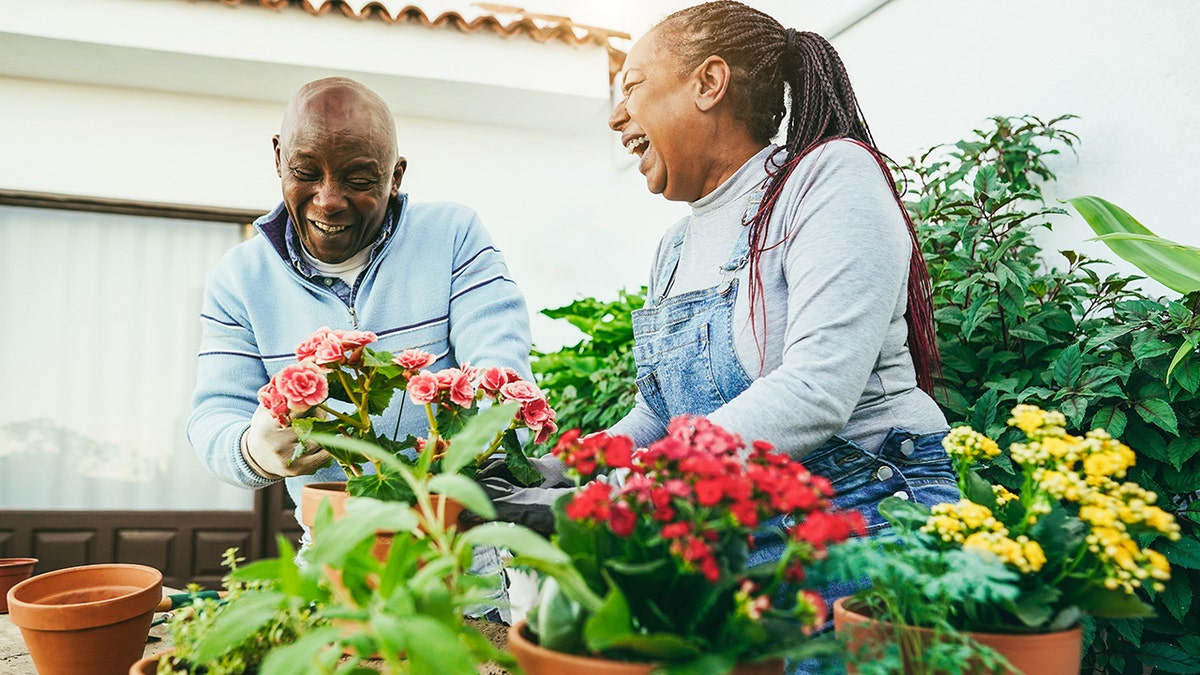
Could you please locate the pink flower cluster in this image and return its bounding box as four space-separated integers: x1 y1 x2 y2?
256 327 379 426
406 363 558 444
555 416 865 585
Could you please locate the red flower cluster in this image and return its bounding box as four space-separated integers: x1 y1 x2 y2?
554 416 865 583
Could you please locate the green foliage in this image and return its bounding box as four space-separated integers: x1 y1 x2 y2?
530 288 645 447
1069 195 1200 295
165 411 568 674
161 549 324 675
903 114 1200 673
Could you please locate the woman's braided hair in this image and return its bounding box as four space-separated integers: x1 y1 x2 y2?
654 0 941 394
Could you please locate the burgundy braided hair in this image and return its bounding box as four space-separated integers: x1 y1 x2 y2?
654 1 941 394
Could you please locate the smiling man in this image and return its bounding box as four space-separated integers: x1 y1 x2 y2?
187 78 533 621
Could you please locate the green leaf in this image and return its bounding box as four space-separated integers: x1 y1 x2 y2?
441 401 519 475
1071 587 1153 619
397 615 482 674
427 473 494 520
1159 537 1200 569
1137 641 1200 673
460 522 566 565
1167 437 1200 472
1068 195 1200 294
1163 576 1193 623
1167 341 1194 385
258 625 345 675
877 496 931 533
193 591 287 663
582 584 635 653
1051 343 1083 388
501 430 543 486
1132 398 1179 435
528 576 588 654
1091 406 1128 438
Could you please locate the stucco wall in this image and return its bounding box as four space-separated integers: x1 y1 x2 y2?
829 0 1200 297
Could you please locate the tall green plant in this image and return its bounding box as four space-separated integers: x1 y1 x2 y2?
901 114 1200 673
530 288 645 446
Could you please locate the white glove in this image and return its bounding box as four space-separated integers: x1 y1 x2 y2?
241 404 331 479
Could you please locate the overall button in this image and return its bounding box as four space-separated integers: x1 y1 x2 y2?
899 438 915 457
892 490 910 500
874 465 894 481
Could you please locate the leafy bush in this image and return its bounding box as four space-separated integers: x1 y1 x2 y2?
529 288 645 448
900 114 1200 673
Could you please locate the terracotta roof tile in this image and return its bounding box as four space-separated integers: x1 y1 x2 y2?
210 0 630 50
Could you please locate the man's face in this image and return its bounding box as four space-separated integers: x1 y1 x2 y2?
274 90 404 264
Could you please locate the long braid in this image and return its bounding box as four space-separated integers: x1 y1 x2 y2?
655 1 941 394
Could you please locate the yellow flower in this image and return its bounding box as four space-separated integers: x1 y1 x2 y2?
942 426 1001 464
992 485 1019 505
1008 404 1046 435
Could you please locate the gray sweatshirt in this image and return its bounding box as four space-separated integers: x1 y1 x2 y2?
610 140 948 458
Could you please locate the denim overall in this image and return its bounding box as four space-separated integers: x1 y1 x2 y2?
630 189 958 673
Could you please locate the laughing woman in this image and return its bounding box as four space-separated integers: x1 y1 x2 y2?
605 0 959 645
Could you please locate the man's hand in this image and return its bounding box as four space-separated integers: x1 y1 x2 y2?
241 405 331 479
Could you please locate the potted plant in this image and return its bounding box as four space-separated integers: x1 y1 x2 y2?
151 403 570 674
824 404 1182 674
261 326 556 527
507 416 865 674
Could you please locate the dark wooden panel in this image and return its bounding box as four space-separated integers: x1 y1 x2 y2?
32 530 97 572
193 529 253 581
0 529 12 557
115 529 177 578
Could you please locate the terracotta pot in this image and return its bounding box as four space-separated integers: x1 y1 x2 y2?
128 648 172 675
8 563 163 675
507 619 784 675
0 557 38 613
300 481 464 560
833 596 1082 675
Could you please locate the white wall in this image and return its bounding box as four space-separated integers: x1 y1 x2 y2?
830 0 1200 297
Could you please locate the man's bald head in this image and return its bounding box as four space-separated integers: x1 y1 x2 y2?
279 77 398 166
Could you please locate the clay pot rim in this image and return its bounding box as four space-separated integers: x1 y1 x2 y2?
0 558 38 575
507 619 657 673
832 596 1084 641
8 563 163 631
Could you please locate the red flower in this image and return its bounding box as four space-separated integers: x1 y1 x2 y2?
608 503 636 537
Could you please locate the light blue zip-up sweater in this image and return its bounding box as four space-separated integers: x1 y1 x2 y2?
187 194 533 522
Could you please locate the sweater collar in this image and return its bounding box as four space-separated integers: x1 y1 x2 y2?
688 144 779 218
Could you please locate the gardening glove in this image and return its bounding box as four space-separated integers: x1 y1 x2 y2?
470 455 576 535
241 404 332 479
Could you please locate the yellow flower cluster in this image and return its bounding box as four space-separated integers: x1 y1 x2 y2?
963 531 1047 574
941 426 1001 464
928 404 1181 595
923 499 1003 543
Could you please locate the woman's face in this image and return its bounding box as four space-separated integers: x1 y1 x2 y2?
609 30 709 202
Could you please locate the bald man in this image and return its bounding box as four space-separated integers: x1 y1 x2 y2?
187 78 533 619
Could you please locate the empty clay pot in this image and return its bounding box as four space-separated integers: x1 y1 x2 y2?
0 557 38 613
8 563 163 675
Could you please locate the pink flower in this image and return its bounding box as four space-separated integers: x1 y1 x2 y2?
313 335 347 366
257 381 291 426
434 368 460 391
479 366 509 396
521 397 553 429
393 349 436 372
533 416 558 445
333 329 377 348
500 380 541 403
272 362 329 412
407 372 439 405
294 327 337 362
449 370 477 408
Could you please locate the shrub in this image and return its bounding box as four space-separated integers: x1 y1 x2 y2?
529 288 645 449
900 114 1200 673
